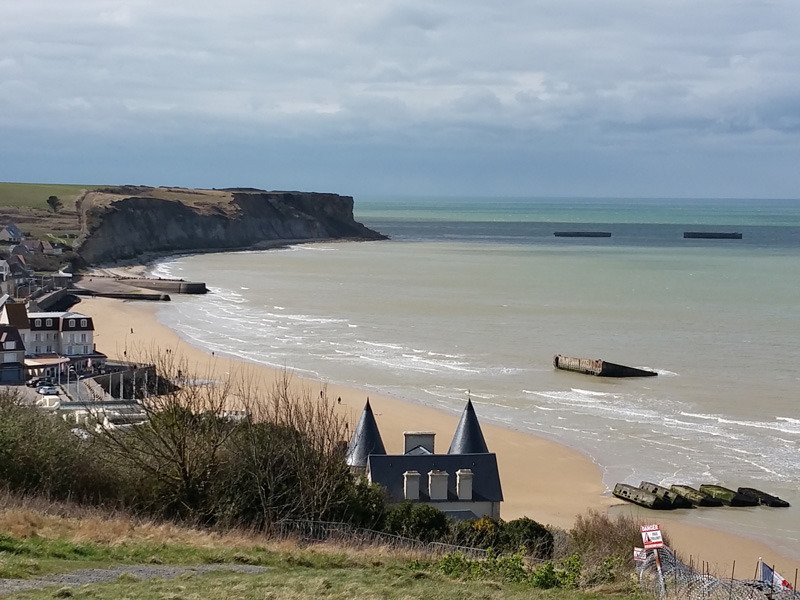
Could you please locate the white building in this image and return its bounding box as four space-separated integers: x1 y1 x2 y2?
26 311 107 373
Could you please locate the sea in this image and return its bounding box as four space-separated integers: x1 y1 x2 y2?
151 197 800 558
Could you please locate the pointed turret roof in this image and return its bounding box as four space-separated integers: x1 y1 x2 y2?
345 399 387 468
448 398 489 454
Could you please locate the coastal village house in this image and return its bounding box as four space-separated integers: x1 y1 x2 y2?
0 224 24 244
0 303 107 378
346 399 503 520
0 325 26 384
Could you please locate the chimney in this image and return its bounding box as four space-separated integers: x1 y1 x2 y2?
404 431 435 454
456 469 473 500
403 470 420 500
428 470 449 500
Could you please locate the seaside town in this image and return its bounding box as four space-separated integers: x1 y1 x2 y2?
0 222 156 432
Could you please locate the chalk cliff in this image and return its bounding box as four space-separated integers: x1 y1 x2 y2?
76 187 385 264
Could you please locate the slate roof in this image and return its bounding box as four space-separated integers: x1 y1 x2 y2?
28 312 94 332
448 398 489 454
367 453 503 503
345 399 386 468
0 325 25 351
2 303 29 330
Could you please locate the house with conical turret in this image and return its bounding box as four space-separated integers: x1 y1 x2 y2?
345 398 503 520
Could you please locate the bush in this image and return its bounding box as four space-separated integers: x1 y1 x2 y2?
384 502 449 542
530 561 560 588
0 394 123 503
500 517 553 558
449 516 553 558
568 510 648 584
0 362 390 531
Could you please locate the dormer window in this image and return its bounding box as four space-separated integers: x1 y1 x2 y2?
46 318 52 327
35 319 41 327
80 319 87 328
69 320 75 328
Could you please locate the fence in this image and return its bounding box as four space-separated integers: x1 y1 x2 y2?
274 519 489 559
639 547 798 600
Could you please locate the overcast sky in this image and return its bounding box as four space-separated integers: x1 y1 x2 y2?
1 1 799 198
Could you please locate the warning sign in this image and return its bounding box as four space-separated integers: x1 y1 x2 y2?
640 524 664 550
633 547 647 563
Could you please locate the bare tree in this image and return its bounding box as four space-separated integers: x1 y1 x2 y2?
93 348 360 528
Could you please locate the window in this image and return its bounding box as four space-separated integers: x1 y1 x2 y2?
46 318 52 327
80 319 87 328
70 334 75 343
69 320 75 328
35 345 40 354
81 333 86 342
3 341 15 350
35 333 40 342
35 319 41 327
83 345 89 354
46 345 52 353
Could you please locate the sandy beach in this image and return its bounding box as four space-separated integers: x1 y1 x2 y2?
81 295 799 575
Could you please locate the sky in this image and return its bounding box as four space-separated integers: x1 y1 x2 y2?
1 1 799 198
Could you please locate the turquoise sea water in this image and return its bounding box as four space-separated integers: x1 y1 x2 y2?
152 197 800 559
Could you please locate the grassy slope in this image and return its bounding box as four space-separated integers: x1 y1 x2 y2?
0 183 103 212
5 567 644 600
0 502 643 600
0 182 107 240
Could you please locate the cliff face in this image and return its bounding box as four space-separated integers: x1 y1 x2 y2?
77 189 385 264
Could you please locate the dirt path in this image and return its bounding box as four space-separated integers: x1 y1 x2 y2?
0 564 269 596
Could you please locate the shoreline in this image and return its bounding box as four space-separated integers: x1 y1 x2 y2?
81 294 799 575
81 236 388 279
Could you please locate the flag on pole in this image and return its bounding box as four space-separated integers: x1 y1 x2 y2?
761 561 794 590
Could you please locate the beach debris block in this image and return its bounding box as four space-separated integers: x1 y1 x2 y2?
553 355 658 378
698 485 759 507
639 481 694 509
670 484 723 507
613 483 674 510
553 231 612 238
737 487 790 508
683 232 742 239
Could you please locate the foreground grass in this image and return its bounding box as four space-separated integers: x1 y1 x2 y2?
0 500 644 599
4 564 645 600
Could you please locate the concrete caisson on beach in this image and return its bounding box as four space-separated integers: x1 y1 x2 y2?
553 355 658 377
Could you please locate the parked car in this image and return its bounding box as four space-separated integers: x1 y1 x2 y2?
36 386 59 395
27 377 53 388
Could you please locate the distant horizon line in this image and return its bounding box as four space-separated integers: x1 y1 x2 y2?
1 180 798 203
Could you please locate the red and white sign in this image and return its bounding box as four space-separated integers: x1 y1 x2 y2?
633 547 647 563
640 524 664 550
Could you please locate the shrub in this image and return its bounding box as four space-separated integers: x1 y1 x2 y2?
500 517 553 558
0 393 122 503
384 502 449 542
530 561 560 589
568 510 649 584
0 360 390 532
449 516 553 558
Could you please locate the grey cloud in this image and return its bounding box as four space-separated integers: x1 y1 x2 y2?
1 0 799 195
